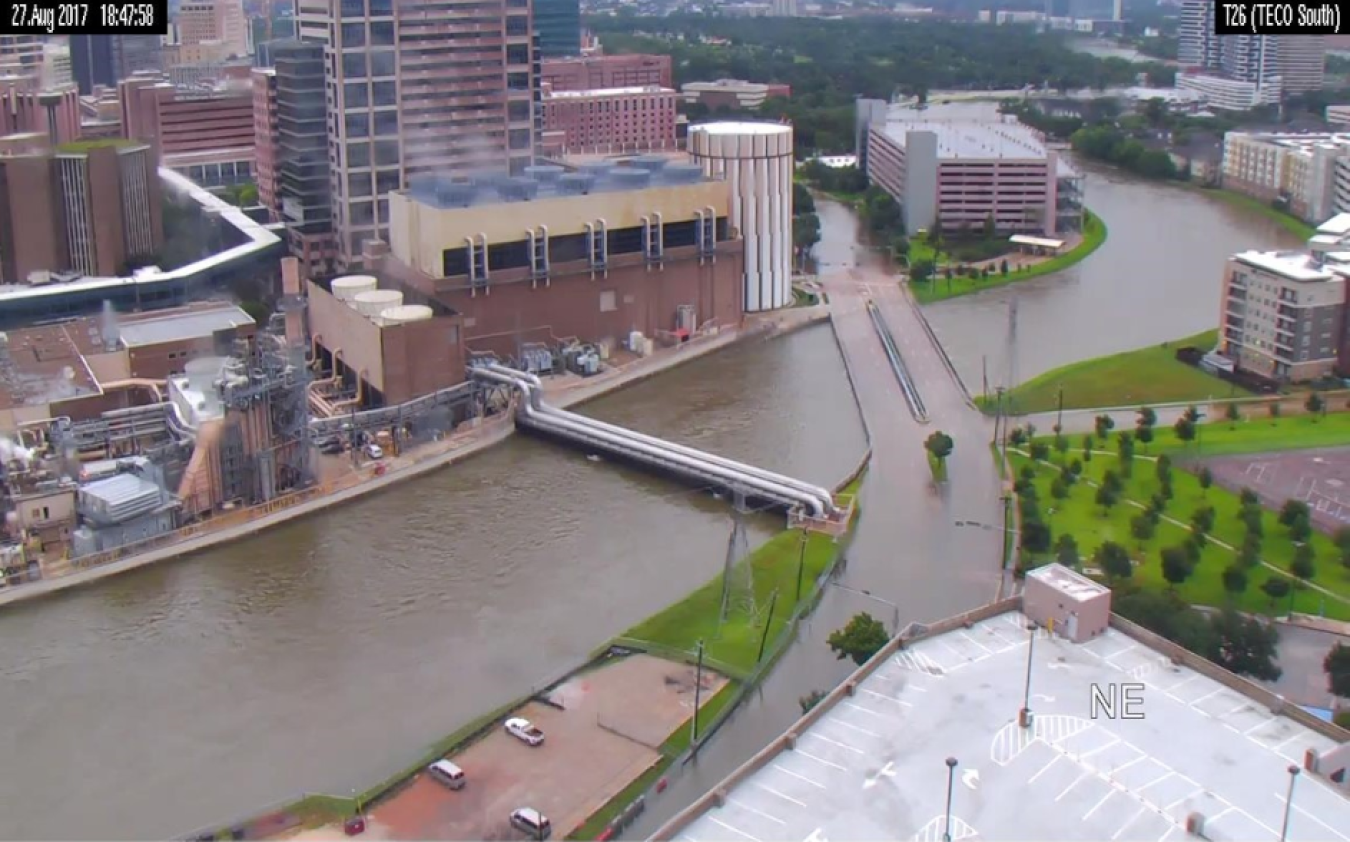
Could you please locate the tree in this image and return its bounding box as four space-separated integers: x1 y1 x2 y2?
1325 643 1350 698
1241 504 1264 537
1029 441 1050 461
1198 467 1213 496
1261 576 1291 608
1289 518 1312 543
1161 546 1193 589
1155 454 1172 483
1054 434 1070 462
1190 522 1208 548
799 689 828 714
1117 431 1135 474
1137 406 1157 430
1279 499 1311 528
1081 434 1094 461
1183 405 1201 425
1191 505 1216 535
1240 533 1262 568
910 258 936 284
1221 564 1249 601
1008 427 1027 448
1055 534 1080 569
925 430 954 481
1269 402 1282 418
1173 416 1196 445
1158 476 1173 501
1291 543 1316 581
1225 403 1241 427
1306 391 1325 417
1095 541 1133 581
1131 513 1157 547
1000 259 1009 276
1135 424 1155 451
1240 487 1260 507
1094 414 1115 439
827 612 890 665
1020 519 1052 554
891 235 910 260
1209 609 1282 680
1050 477 1069 502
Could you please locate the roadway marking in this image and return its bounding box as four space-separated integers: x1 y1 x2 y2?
750 781 806 807
959 632 993 653
1190 689 1225 706
1028 756 1062 785
1166 789 1204 810
1104 644 1137 661
843 701 900 722
772 763 826 788
804 732 865 754
1244 718 1278 736
825 718 881 738
794 749 847 771
726 797 785 826
1111 807 1150 841
1274 733 1306 750
1055 772 1090 802
1223 702 1253 717
860 688 913 706
1083 789 1116 821
1112 755 1149 775
1136 772 1174 793
1079 737 1121 760
707 816 759 842
1165 675 1197 693
1274 792 1350 842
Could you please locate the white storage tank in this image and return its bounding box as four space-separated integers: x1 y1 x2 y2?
354 289 403 318
331 275 379 301
381 304 434 324
687 122 794 313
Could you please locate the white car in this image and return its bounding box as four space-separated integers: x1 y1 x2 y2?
504 717 545 746
365 443 384 460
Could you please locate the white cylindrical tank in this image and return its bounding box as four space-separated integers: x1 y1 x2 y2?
331 275 378 301
687 122 794 313
381 304 434 324
354 289 403 317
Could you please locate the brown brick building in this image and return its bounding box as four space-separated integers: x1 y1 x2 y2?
540 54 673 92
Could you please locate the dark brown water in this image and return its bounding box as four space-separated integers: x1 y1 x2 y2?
0 326 866 841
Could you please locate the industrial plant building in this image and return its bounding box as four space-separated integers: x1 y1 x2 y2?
863 113 1083 238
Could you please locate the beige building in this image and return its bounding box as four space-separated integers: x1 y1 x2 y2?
1222 132 1350 225
175 0 249 59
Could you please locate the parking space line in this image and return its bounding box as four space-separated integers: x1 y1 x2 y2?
1275 733 1306 750
1166 675 1198 693
794 749 847 771
727 797 785 826
1166 789 1204 810
860 688 913 706
1156 826 1177 842
1105 644 1137 661
707 816 760 842
938 640 965 660
1275 792 1350 842
1111 807 1150 841
805 732 865 754
1028 755 1062 784
1055 772 1090 802
1112 755 1149 774
1083 790 1116 820
1244 717 1277 736
1191 689 1224 706
826 718 880 738
959 631 991 653
750 781 806 807
772 763 826 788
1206 807 1235 826
1223 702 1252 717
1079 737 1121 760
843 701 899 722
1136 771 1174 793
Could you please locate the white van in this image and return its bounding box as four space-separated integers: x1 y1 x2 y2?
509 807 552 839
427 759 466 790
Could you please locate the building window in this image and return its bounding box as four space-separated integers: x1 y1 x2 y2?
340 22 366 47
370 20 394 46
348 172 372 197
345 113 369 137
345 82 368 108
351 201 375 226
507 44 530 65
374 110 399 136
599 290 617 312
506 15 529 35
375 139 399 167
376 169 399 194
348 141 370 168
372 80 397 106
370 50 396 78
342 52 367 79
509 129 531 150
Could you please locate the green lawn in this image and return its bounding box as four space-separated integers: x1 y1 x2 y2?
912 210 1107 304
1205 189 1317 240
981 330 1246 415
621 478 861 675
1149 411 1350 458
1009 444 1350 621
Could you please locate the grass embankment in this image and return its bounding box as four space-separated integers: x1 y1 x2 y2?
571 474 864 839
1206 189 1318 240
912 210 1108 305
978 330 1247 415
1011 432 1350 621
1150 411 1350 459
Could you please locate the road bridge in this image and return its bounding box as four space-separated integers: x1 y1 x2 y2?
471 364 852 534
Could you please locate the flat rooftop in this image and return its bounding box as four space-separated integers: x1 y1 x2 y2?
1234 250 1339 283
668 612 1349 842
547 85 673 98
882 119 1051 160
117 304 254 348
1232 131 1350 158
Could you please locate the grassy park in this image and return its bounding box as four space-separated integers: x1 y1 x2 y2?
912 211 1108 304
1009 422 1350 621
980 330 1247 414
1148 410 1350 458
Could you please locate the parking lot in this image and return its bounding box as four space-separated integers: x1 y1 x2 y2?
291 654 726 841
671 612 1349 842
1202 447 1350 533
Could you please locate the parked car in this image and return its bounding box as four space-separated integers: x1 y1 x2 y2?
504 717 545 746
318 437 344 455
364 443 384 460
509 807 551 839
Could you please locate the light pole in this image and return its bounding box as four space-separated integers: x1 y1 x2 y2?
956 517 1020 571
827 581 900 634
1279 764 1300 842
1019 622 1037 728
943 757 958 842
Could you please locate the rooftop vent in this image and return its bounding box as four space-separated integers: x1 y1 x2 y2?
630 155 671 172
408 174 438 200
525 164 565 184
610 168 651 189
577 161 613 178
434 182 477 208
661 164 705 185
472 170 509 190
498 177 540 202
558 173 596 195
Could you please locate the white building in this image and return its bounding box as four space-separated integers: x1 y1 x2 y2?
1177 73 1283 112
1223 132 1350 224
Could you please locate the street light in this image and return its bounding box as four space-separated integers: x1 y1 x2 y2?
955 516 1020 572
1020 622 1037 728
1279 764 1301 842
943 757 959 842
828 581 900 634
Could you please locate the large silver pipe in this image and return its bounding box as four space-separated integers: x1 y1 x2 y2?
485 364 835 514
476 368 826 516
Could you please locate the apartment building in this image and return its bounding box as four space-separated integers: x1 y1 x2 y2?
541 85 678 154
1222 132 1350 224
1177 0 1324 105
176 0 250 60
866 117 1083 237
1177 71 1282 112
252 68 279 217
297 0 539 268
1218 232 1349 383
540 54 672 91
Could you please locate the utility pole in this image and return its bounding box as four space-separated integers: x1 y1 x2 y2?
794 529 808 602
1019 622 1037 728
690 639 706 746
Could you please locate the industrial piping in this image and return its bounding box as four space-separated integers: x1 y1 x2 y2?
482 363 837 514
473 367 831 517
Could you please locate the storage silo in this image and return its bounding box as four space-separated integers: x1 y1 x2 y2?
353 289 403 318
687 122 794 312
331 275 378 302
381 304 434 324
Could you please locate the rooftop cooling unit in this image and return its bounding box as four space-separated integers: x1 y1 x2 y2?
435 182 478 208
472 170 509 190
577 161 612 178
662 164 704 185
558 173 596 195
498 177 540 202
524 165 565 184
630 154 670 172
610 168 651 189
408 174 439 200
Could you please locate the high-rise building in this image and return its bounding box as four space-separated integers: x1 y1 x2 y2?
534 0 581 58
0 154 66 284
271 39 333 277
541 54 672 92
298 0 538 267
0 36 44 81
176 0 250 59
253 68 280 219
70 35 164 95
1178 0 1324 96
53 140 163 277
541 85 678 154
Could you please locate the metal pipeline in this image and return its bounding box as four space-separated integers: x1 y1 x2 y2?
475 367 830 517
481 364 836 514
